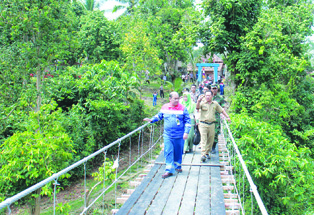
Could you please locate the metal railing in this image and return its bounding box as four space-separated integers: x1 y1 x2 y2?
221 118 268 215
0 121 163 214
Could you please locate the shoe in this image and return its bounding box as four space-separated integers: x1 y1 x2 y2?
189 148 193 153
205 154 210 159
176 169 183 173
162 172 173 179
211 149 216 154
201 156 206 162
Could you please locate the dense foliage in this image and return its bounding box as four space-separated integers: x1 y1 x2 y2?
201 0 314 214
1 0 314 214
230 114 314 213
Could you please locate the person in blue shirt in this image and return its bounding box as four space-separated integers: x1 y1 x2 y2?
219 82 225 95
153 92 158 106
144 92 191 179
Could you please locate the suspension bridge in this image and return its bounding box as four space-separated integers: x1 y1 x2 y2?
0 119 268 215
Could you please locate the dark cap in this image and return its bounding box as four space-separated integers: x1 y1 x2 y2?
211 84 218 88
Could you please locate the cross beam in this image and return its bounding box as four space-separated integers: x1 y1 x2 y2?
196 63 220 83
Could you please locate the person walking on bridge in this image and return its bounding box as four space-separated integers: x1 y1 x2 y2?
144 92 191 179
196 91 230 162
190 84 199 103
211 84 226 154
181 92 196 153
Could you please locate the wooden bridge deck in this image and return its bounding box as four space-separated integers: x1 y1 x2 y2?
116 145 226 215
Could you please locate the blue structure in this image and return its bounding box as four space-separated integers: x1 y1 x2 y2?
196 63 220 83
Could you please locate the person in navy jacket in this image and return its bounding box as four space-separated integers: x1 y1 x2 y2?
144 92 191 179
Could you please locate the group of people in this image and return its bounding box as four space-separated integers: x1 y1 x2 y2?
199 81 225 96
181 73 195 83
144 83 230 179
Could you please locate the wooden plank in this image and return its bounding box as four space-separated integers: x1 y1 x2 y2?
220 171 229 175
194 166 210 215
211 167 226 215
116 152 163 215
126 189 134 194
224 193 238 199
154 161 224 167
116 197 128 204
224 199 238 204
209 145 220 165
128 167 164 215
179 150 200 215
226 210 240 215
221 178 236 184
220 166 233 171
225 203 241 209
155 151 165 163
194 139 210 214
220 161 230 166
162 153 194 214
146 151 190 215
222 186 234 191
145 170 176 214
129 181 141 187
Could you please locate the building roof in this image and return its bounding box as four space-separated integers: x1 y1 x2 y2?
187 54 224 72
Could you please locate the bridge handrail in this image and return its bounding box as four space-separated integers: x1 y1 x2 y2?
223 119 268 215
0 122 150 211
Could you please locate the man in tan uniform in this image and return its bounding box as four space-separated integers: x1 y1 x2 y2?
196 91 231 162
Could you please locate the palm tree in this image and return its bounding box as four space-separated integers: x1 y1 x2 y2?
111 0 139 15
74 0 106 11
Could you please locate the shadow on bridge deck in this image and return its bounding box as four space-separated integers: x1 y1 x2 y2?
116 145 226 215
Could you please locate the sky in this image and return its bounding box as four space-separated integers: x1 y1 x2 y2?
102 0 127 20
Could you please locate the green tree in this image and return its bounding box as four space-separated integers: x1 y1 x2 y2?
0 0 79 112
120 16 162 97
76 0 105 11
78 10 121 63
111 0 143 15
200 0 262 86
0 1 79 213
146 3 201 79
235 4 312 87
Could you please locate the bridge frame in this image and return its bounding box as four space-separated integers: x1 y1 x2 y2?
196 63 220 83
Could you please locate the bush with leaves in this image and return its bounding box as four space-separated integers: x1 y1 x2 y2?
0 101 73 201
229 113 314 214
42 60 144 178
231 79 314 154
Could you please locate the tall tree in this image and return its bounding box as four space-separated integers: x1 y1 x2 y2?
0 1 78 213
78 10 121 63
0 0 79 112
201 0 262 86
120 16 162 97
144 2 201 79
111 0 140 15
77 0 105 11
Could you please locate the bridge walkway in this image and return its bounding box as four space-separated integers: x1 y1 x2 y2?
116 144 226 215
